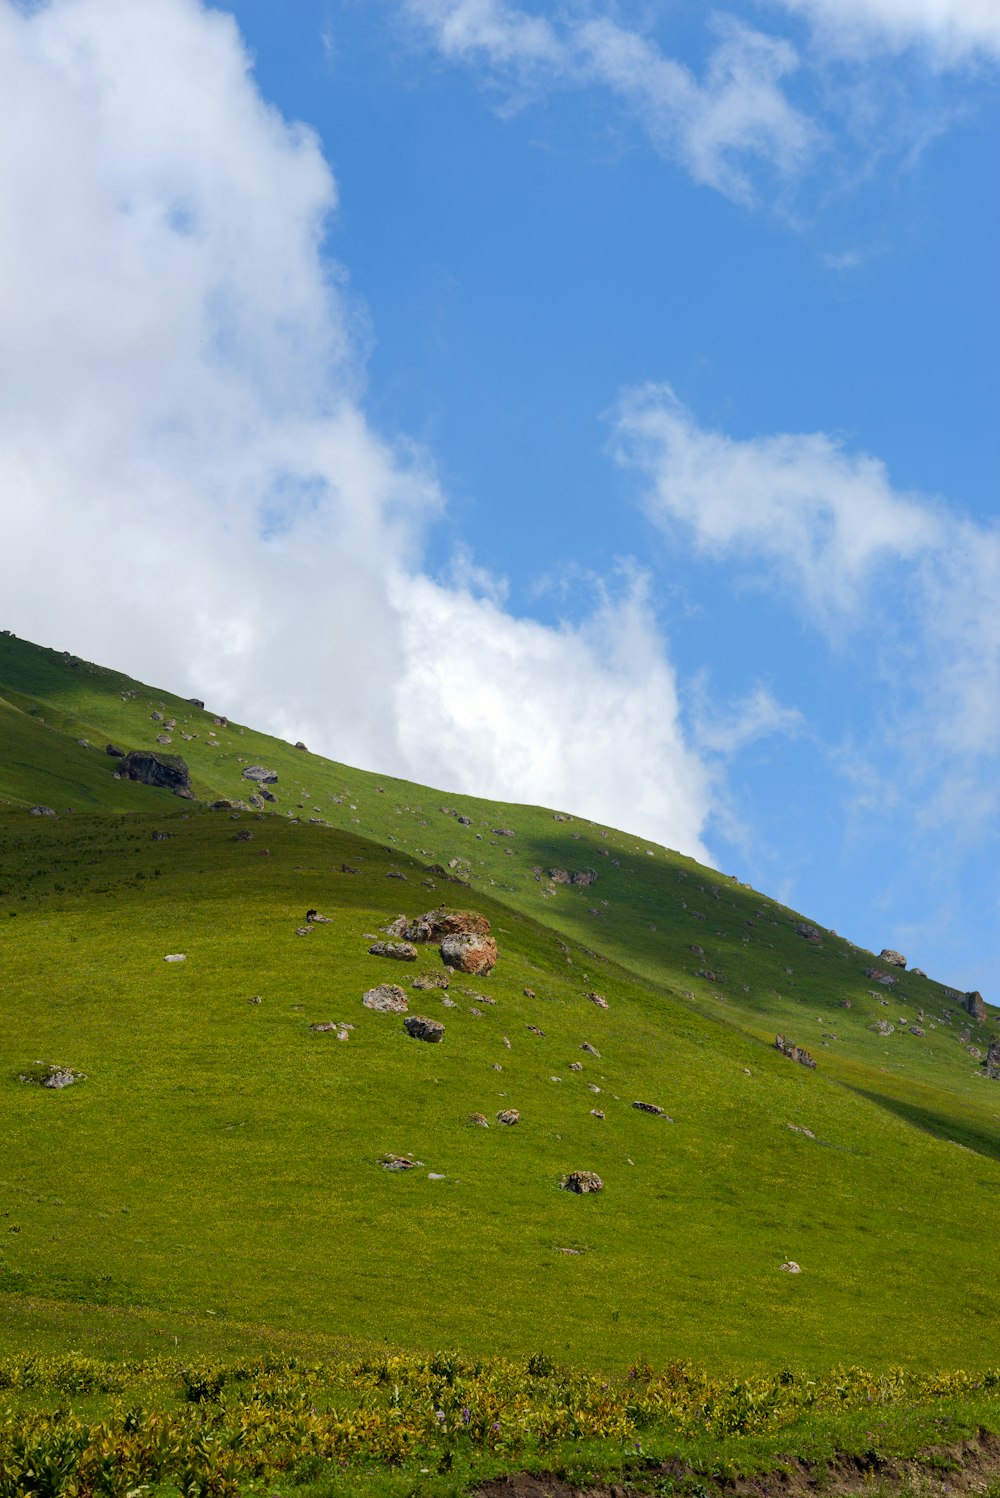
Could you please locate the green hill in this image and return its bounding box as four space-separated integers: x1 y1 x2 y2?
1 629 998 1377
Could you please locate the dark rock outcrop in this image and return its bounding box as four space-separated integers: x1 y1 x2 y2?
963 991 988 1023
119 750 191 793
985 1036 1000 1080
403 1015 445 1043
864 967 897 987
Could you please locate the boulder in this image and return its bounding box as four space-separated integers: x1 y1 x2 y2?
774 1035 816 1069
780 1261 801 1274
469 1113 490 1127
580 1042 601 1057
368 941 418 961
242 765 278 784
20 1064 83 1090
363 984 409 1014
28 805 57 816
381 1155 417 1171
869 1019 895 1037
404 1015 445 1043
549 868 571 884
404 908 491 942
188 697 205 709
571 871 597 887
864 967 898 987
563 1171 603 1194
587 991 609 1010
496 1109 520 1125
105 743 125 758
632 1101 671 1118
963 991 988 1023
879 949 907 968
120 750 191 793
441 932 498 976
985 1036 1000 1080
795 922 821 941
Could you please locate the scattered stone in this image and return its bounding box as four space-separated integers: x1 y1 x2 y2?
151 711 162 722
386 871 407 881
910 1026 926 1037
587 992 609 1010
549 868 570 884
590 1109 605 1119
294 927 314 937
29 805 57 817
780 1261 801 1274
155 733 172 745
869 1019 895 1037
234 830 254 842
795 923 821 941
412 972 451 990
310 1021 337 1033
457 815 472 826
213 716 228 728
911 967 927 977
523 987 536 999
786 1124 816 1139
105 743 125 758
774 1035 816 1069
341 864 360 874
879 948 907 968
985 1036 1000 1080
294 741 308 752
381 1155 417 1171
690 945 705 957
442 997 457 1008
569 1061 583 1072
469 1113 490 1127
120 750 191 793
20 1064 84 1089
164 953 186 963
839 998 853 1009
527 1024 545 1037
562 1171 603 1194
403 1015 445 1043
248 996 262 1005
441 932 498 975
572 871 597 886
242 765 278 784
496 1108 520 1125
369 941 418 961
864 967 898 987
580 1042 601 1058
306 910 332 923
632 1101 671 1118
363 984 409 1013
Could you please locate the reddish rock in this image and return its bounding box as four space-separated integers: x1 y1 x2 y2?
441 932 498 975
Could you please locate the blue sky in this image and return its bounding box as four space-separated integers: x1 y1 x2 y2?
1 0 998 994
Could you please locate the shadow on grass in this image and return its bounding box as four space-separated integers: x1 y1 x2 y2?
844 1085 1000 1165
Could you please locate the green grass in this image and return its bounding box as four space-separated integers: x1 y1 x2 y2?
0 630 999 1384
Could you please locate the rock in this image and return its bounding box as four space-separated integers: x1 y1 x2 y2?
259 788 277 803
369 941 418 961
310 1021 337 1032
469 1113 490 1127
29 805 57 816
412 972 450 991
864 967 898 987
795 923 821 941
523 987 536 999
234 830 254 842
151 831 172 841
580 1042 601 1057
985 1036 1000 1080
527 1024 545 1037
587 992 609 1009
403 1015 444 1043
963 991 988 1023
569 1062 583 1072
150 710 162 722
306 910 332 923
404 908 492 942
155 733 172 745
164 954 186 963
209 800 234 811
879 948 907 968
911 967 927 977
20 1064 84 1089
188 697 205 709
213 716 228 728
242 765 278 784
590 1109 605 1119
786 1124 815 1139
381 1155 417 1171
492 827 515 837
120 750 191 793
496 1108 520 1125
571 871 597 887
294 741 308 751
562 1171 603 1194
105 743 125 758
774 1035 816 1069
839 998 853 1009
363 984 409 1013
441 932 498 975
780 1261 801 1274
295 926 314 937
632 1101 671 1118
869 1019 895 1036
690 945 705 957
910 1026 926 1037
549 868 571 884
457 815 472 825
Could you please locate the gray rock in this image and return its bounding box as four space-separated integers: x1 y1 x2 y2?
562 1170 603 1194
120 750 191 794
363 984 409 1014
879 949 907 968
29 805 57 816
369 941 418 961
496 1108 520 1125
587 991 609 1009
632 1101 671 1118
780 1261 801 1274
774 1035 816 1068
869 1019 895 1036
242 765 278 784
381 1155 417 1171
403 1015 445 1043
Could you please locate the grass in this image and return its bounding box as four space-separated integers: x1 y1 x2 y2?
1 629 1000 1491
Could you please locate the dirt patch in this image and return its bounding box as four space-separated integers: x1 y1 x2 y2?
472 1431 1000 1498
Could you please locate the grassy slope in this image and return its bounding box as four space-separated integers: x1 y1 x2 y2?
1 633 998 1374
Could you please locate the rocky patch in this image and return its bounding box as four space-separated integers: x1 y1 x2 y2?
242 765 278 784
562 1171 603 1194
363 984 409 1013
879 948 907 968
412 972 451 990
864 967 898 987
774 1035 816 1069
403 1015 444 1043
369 941 418 961
869 1019 895 1037
19 1063 84 1089
632 1101 671 1118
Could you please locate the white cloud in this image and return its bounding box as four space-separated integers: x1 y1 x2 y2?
0 0 713 859
612 384 1000 835
771 0 1000 62
403 1 817 202
693 684 804 754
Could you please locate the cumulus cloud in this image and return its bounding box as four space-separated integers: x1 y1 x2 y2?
402 0 817 202
611 384 1000 832
771 0 1000 62
0 0 713 857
